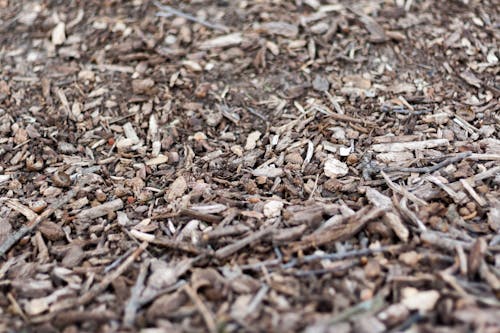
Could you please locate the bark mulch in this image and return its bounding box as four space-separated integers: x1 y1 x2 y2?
0 0 499 332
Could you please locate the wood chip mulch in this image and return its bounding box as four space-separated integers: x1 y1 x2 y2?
0 0 499 332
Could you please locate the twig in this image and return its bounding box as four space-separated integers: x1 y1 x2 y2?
183 284 217 333
104 247 135 273
460 179 487 207
372 139 449 153
31 241 148 324
246 107 268 122
150 236 212 255
292 260 358 276
243 285 269 318
123 260 150 327
383 151 472 173
239 247 283 271
420 231 472 252
139 280 187 306
7 293 28 322
202 225 250 242
308 174 320 200
381 171 428 206
54 310 117 327
282 245 402 269
398 197 427 232
180 208 222 224
381 104 432 115
215 225 275 259
324 91 345 114
315 105 376 125
154 1 229 32
426 175 465 203
290 207 384 252
0 186 80 257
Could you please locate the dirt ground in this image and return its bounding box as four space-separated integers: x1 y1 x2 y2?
0 0 499 332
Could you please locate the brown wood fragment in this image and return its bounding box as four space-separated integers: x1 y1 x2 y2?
215 226 275 259
75 199 123 220
0 187 80 257
31 242 148 323
289 207 384 252
180 208 222 224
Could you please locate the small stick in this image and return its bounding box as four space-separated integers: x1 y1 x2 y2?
290 207 384 252
215 225 275 259
467 153 500 161
150 236 212 255
383 151 472 173
239 257 282 271
139 280 187 306
180 208 222 224
324 91 345 114
426 175 465 203
460 179 487 207
243 285 269 318
154 1 229 32
308 174 320 200
328 291 386 325
7 293 28 322
123 260 149 327
0 187 80 257
184 284 217 333
421 231 471 252
282 245 402 269
104 248 135 273
293 261 358 277
246 107 268 122
202 225 250 242
398 197 427 232
31 242 148 324
381 171 427 206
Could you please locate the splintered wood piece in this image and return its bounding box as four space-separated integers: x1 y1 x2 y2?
460 179 487 207
123 260 149 327
180 208 222 224
0 187 80 257
372 139 449 152
215 225 275 259
183 284 217 333
290 207 384 252
31 242 148 323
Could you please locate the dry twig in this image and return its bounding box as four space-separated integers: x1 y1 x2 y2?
155 1 229 32
184 284 217 333
31 241 148 323
0 187 80 257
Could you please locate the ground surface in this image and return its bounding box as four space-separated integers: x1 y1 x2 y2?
0 0 499 332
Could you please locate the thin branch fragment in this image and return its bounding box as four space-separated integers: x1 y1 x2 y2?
123 260 149 327
184 284 217 333
381 171 428 206
0 187 80 257
154 1 229 32
384 151 472 173
31 242 148 323
290 206 384 252
282 245 402 269
180 208 222 224
151 236 212 255
215 225 275 259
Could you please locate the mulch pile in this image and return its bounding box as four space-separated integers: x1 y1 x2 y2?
0 0 499 332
